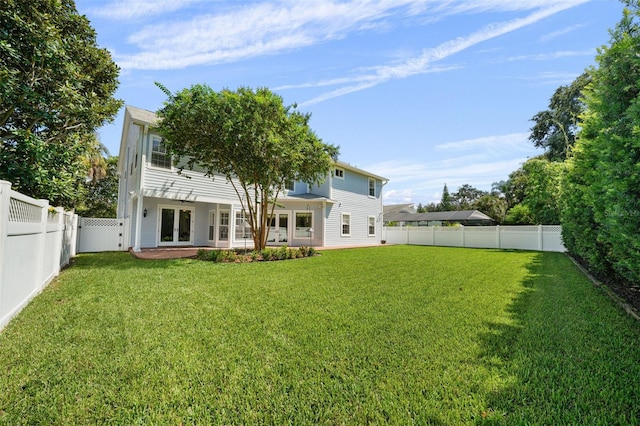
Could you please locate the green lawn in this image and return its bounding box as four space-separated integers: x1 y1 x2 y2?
0 246 639 424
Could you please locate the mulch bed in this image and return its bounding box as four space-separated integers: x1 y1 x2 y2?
129 247 202 260
567 254 640 320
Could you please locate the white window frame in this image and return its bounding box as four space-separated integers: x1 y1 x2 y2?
285 180 295 192
341 213 351 237
368 178 376 198
218 210 230 241
150 135 171 169
294 211 314 239
334 167 345 179
234 210 251 240
208 210 216 241
368 216 376 237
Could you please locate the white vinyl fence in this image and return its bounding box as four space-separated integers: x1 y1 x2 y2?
383 225 566 252
0 181 78 330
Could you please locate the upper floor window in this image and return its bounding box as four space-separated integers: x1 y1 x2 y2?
334 168 344 179
368 178 376 197
151 136 171 169
130 151 138 176
285 179 295 191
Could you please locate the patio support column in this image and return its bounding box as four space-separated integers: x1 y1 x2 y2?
133 195 144 252
322 202 327 247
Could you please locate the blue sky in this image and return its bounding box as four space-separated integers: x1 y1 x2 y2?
76 0 624 205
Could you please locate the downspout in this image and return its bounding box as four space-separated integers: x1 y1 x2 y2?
381 179 389 242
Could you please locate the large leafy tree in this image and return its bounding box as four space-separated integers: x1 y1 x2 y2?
473 194 508 224
529 72 591 161
156 84 339 251
0 0 122 207
563 2 640 283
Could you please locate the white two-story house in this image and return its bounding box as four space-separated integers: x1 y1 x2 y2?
117 105 388 251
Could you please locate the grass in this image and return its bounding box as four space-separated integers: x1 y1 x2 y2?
0 246 639 424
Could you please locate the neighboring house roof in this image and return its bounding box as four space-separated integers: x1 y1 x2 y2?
384 210 494 224
383 203 415 214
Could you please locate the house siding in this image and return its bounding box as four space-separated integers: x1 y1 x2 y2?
309 178 331 198
324 170 383 246
117 122 142 220
141 129 243 203
143 167 240 202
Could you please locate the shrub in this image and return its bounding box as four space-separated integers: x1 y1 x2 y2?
198 246 316 263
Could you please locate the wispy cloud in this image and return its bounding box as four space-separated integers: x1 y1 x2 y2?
275 64 461 91
98 0 589 72
435 133 530 151
375 157 530 204
505 49 594 62
540 23 587 42
299 2 587 106
518 71 585 86
368 132 542 204
89 0 199 20
113 0 423 70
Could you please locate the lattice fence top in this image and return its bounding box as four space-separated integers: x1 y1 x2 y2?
500 226 540 232
542 225 562 232
81 218 121 227
433 227 462 232
9 197 42 223
47 212 60 224
464 227 497 232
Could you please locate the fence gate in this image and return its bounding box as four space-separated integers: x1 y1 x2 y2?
78 218 128 252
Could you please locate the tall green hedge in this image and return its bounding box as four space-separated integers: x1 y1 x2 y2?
562 5 640 283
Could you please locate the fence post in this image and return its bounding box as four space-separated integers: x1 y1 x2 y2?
538 225 543 251
496 225 501 249
52 206 64 278
461 226 465 248
36 200 49 290
0 181 11 311
70 214 78 257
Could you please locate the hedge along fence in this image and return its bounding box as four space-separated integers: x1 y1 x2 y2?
383 225 565 252
0 181 78 331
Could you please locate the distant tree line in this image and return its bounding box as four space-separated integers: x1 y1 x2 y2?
416 183 509 224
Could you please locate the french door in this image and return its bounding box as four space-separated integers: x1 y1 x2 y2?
158 206 194 246
267 213 290 244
